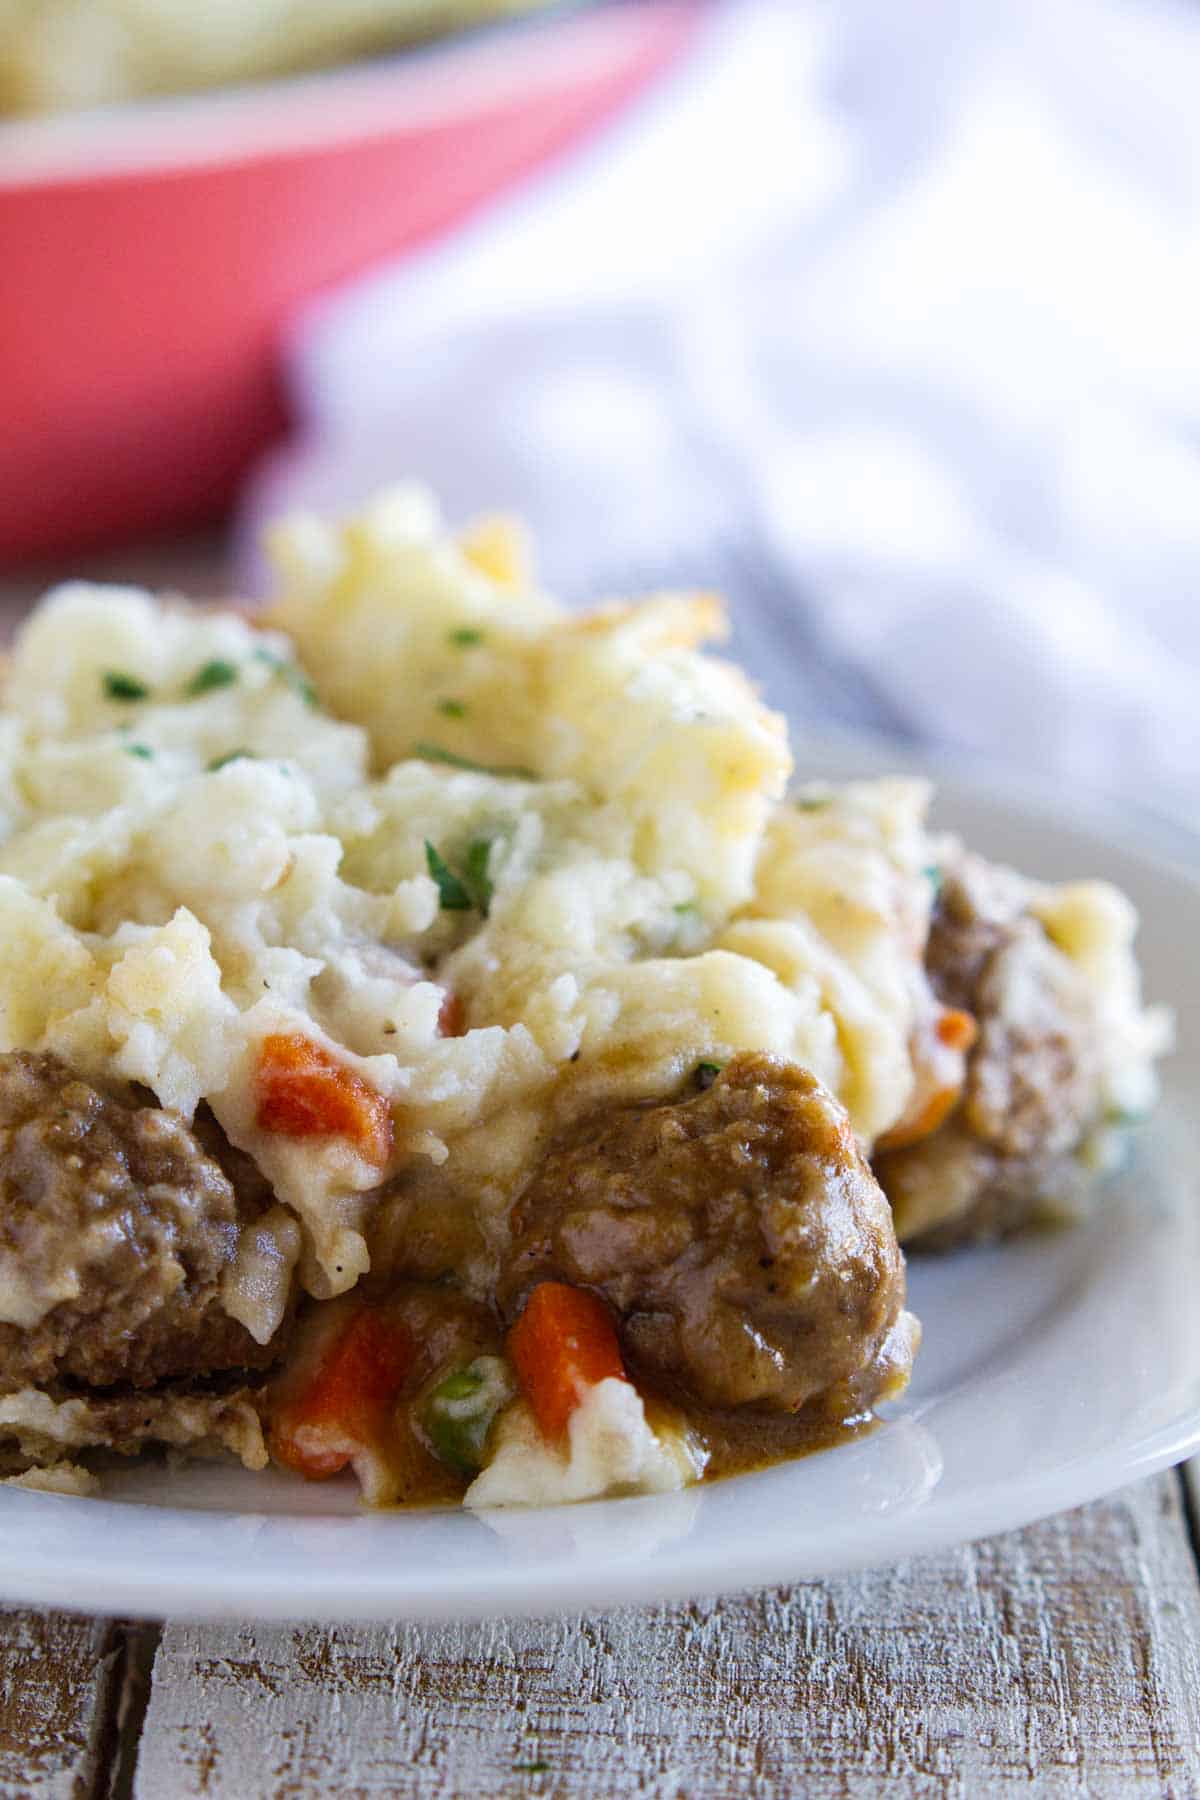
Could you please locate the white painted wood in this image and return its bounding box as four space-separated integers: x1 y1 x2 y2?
1183 1456 1200 1549
0 1608 121 1799
134 1474 1200 1800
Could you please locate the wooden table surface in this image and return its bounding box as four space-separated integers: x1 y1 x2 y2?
0 543 1197 1799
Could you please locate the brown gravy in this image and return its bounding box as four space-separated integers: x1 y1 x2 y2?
373 1390 879 1510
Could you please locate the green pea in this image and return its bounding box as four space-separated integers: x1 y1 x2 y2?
421 1356 514 1475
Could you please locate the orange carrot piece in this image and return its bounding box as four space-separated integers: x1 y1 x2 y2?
256 1032 393 1166
507 1282 627 1443
935 1007 978 1053
876 1083 962 1153
271 1307 414 1481
437 990 467 1038
876 1007 978 1152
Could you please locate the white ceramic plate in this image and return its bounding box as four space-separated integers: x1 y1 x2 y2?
2 745 1197 1621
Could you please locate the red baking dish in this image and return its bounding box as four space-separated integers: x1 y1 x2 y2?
0 2 701 561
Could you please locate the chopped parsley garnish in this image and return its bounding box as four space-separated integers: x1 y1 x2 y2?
207 749 255 771
103 671 150 702
463 837 494 916
252 645 317 707
696 1061 723 1088
125 742 154 760
437 698 467 718
673 901 698 916
425 841 474 912
186 658 238 695
796 793 832 812
425 837 495 915
413 742 536 781
449 627 484 647
922 864 944 898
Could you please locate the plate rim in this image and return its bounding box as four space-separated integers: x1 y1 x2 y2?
3 1400 1199 1624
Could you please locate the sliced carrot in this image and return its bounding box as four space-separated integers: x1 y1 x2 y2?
256 1032 393 1167
437 990 467 1038
507 1282 627 1444
876 1006 978 1153
271 1306 414 1481
935 1007 978 1054
876 1083 962 1153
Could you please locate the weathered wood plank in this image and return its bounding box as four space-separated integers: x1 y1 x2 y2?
134 1474 1200 1800
1182 1456 1200 1529
0 1608 121 1800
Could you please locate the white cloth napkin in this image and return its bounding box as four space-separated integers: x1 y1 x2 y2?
241 0 1200 827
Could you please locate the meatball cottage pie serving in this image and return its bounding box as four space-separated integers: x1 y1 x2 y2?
0 490 1169 1507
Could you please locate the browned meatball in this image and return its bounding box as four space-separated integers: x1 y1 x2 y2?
925 854 1098 1159
876 854 1101 1248
500 1053 913 1416
364 1159 491 1292
0 1052 285 1394
876 1120 1091 1251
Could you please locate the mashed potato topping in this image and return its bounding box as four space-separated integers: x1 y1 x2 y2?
0 489 922 1298
465 1380 705 1509
0 487 1168 1507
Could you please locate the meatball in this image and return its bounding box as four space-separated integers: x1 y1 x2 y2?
500 1053 914 1417
0 1052 285 1394
876 1120 1092 1250
876 853 1100 1248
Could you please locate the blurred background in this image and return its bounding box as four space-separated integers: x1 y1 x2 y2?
1 0 1197 826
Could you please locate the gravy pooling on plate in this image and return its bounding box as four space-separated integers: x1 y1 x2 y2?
0 489 1170 1506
